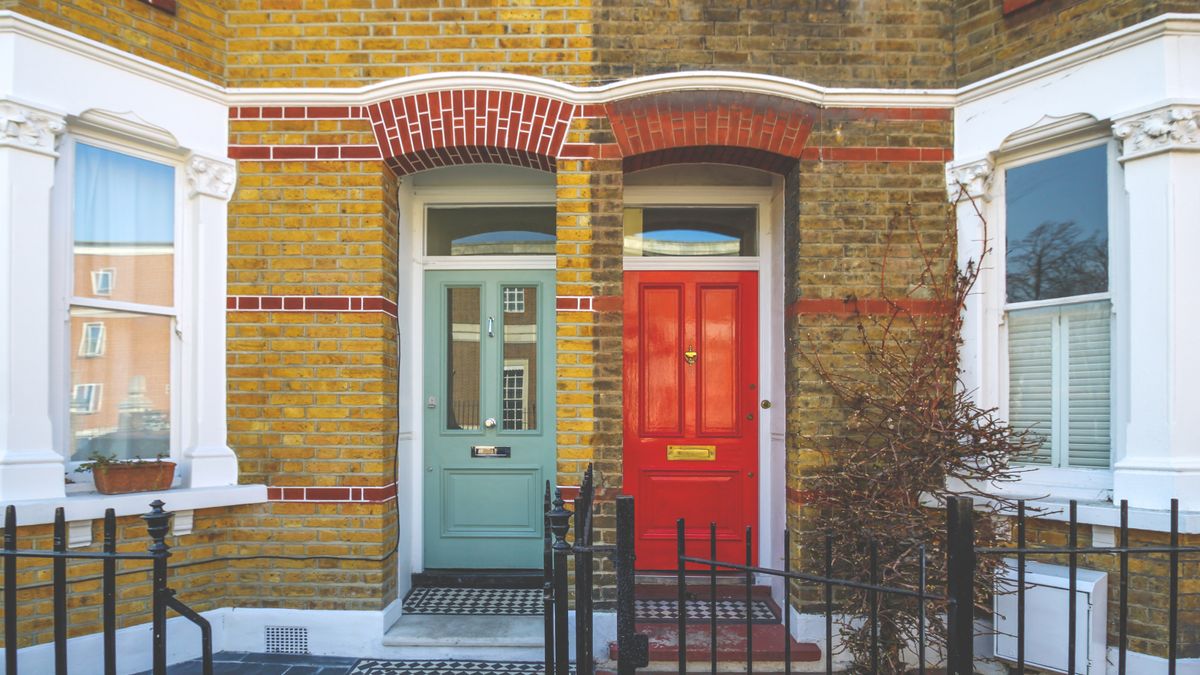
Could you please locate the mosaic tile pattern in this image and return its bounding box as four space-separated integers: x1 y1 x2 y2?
350 661 571 675
634 598 778 623
402 587 543 616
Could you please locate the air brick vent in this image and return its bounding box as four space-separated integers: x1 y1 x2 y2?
264 625 309 654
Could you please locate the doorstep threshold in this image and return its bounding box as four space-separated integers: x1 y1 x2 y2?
383 614 543 647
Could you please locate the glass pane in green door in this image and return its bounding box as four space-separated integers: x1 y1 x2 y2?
502 286 538 431
446 286 481 431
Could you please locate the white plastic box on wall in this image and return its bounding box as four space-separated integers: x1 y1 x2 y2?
994 559 1107 674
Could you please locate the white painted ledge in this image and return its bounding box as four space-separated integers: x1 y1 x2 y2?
1 484 267 527
983 496 1200 534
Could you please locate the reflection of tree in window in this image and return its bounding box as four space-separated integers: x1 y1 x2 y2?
1006 221 1107 303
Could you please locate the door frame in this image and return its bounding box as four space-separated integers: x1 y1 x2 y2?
623 184 786 579
401 182 557 579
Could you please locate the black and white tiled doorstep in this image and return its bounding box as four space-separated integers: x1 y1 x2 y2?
141 653 573 675
635 598 778 623
352 660 573 674
402 586 778 623
402 586 544 615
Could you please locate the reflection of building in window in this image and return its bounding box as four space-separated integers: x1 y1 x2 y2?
71 383 102 414
502 362 528 430
504 287 525 313
79 322 105 357
69 143 175 461
91 268 114 295
1005 144 1112 469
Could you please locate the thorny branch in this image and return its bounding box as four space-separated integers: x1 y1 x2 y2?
796 188 1041 672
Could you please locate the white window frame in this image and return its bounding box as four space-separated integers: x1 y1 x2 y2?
992 133 1129 500
90 268 115 296
503 287 526 313
78 321 105 357
52 132 185 482
70 383 102 415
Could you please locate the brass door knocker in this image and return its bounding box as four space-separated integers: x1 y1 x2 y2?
684 345 698 365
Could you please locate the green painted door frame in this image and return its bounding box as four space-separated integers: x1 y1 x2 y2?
422 270 557 569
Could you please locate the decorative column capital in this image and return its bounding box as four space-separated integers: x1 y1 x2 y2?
186 154 236 200
946 158 994 201
1113 105 1200 161
0 101 65 157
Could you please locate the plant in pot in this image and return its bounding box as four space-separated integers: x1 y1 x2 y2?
75 453 176 495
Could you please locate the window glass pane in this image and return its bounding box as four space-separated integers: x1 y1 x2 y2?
70 309 171 461
427 207 555 256
1008 308 1054 465
1005 145 1108 303
446 287 481 430
74 143 175 306
502 286 538 431
1066 301 1111 468
624 207 757 256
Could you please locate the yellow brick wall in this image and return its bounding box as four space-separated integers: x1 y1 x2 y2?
5 0 228 85
225 0 596 87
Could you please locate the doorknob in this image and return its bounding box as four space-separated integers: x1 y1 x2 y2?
483 417 497 429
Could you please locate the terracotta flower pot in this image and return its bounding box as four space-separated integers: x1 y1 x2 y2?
91 461 176 495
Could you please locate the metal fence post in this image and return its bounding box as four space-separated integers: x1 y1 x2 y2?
548 491 572 675
143 500 173 675
615 495 647 675
946 497 976 675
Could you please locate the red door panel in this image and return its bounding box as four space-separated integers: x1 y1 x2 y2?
641 285 685 436
697 284 741 436
624 271 758 570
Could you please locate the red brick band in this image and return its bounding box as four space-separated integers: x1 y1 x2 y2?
555 296 594 312
788 297 953 317
227 96 951 171
227 295 399 318
267 485 397 503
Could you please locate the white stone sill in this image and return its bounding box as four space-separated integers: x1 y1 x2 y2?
1 484 268 527
981 495 1200 535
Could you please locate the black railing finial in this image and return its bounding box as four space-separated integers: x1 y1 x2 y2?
142 499 173 554
548 489 572 551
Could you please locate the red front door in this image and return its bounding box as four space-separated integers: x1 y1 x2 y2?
623 271 759 570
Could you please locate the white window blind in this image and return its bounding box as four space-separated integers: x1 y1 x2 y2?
1008 300 1111 468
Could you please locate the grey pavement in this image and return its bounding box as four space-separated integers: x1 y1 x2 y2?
133 651 357 675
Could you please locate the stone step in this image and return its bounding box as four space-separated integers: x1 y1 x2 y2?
382 614 544 662
609 622 821 665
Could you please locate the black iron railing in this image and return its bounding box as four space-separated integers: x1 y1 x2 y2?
672 497 1196 675
544 465 647 675
675 519 949 675
2 500 213 675
965 496 1199 675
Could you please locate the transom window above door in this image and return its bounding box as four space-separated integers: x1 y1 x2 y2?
426 206 556 256
623 206 758 257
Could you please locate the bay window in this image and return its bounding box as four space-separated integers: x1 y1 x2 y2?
1004 143 1114 469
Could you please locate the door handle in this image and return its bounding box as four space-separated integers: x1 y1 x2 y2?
487 316 495 338
483 417 497 429
684 345 697 365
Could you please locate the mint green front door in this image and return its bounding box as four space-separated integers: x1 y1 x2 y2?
423 270 556 569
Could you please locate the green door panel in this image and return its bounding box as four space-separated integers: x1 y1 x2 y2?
423 270 556 569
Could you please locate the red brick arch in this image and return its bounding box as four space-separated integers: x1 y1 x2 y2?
366 90 578 175
605 91 818 173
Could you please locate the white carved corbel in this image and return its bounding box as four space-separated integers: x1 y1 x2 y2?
946 158 994 201
0 101 65 156
1113 105 1199 161
186 154 236 201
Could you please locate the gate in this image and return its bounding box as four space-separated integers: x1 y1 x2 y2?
543 465 648 675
